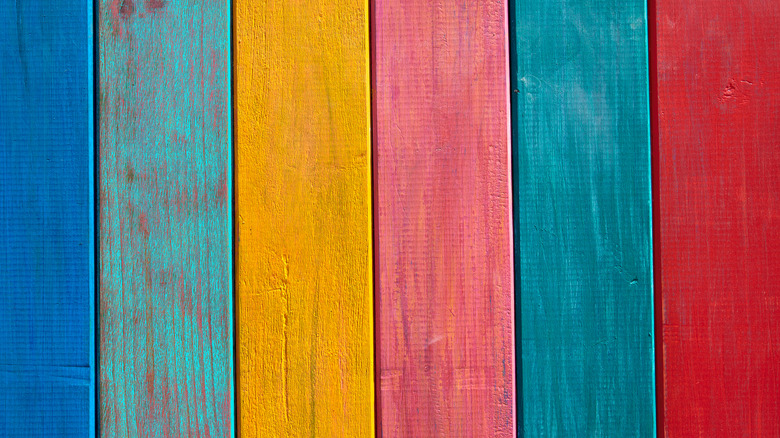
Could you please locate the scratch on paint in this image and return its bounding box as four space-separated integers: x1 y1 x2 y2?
279 254 290 427
426 335 444 347
719 78 755 104
14 0 28 89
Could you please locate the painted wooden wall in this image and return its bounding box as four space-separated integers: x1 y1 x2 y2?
98 0 233 436
654 1 780 436
510 0 655 436
234 1 374 436
3 1 780 436
373 1 516 436
0 1 94 436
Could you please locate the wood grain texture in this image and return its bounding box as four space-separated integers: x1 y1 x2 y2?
655 1 780 436
0 1 94 435
510 1 655 435
98 1 233 436
373 1 515 436
234 1 374 436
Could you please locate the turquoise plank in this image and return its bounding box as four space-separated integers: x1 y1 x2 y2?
510 1 655 435
0 0 94 436
97 1 233 436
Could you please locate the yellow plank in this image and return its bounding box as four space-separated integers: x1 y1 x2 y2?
234 1 374 436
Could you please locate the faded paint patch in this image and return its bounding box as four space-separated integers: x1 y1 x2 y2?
144 0 166 13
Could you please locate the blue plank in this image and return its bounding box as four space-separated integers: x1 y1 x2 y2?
510 1 655 436
0 1 94 436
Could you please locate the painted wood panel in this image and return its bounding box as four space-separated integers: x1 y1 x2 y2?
373 1 515 436
510 1 655 435
0 1 94 436
98 1 232 436
234 1 374 436
654 1 780 435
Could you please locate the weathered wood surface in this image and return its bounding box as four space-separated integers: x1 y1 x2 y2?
511 0 655 435
373 1 515 436
0 1 94 436
98 1 232 436
234 1 374 436
655 1 780 436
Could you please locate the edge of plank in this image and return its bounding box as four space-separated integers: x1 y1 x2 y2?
90 0 97 434
646 0 662 434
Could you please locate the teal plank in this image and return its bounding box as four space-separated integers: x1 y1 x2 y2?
510 1 655 435
98 1 232 436
0 0 94 435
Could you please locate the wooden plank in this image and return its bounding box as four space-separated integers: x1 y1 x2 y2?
0 1 94 436
654 1 780 435
373 1 515 436
234 1 374 436
98 1 232 436
510 0 655 435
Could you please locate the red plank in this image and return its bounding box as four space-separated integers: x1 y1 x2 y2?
654 1 780 436
372 1 515 436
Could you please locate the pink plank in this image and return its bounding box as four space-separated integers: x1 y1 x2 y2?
372 1 515 436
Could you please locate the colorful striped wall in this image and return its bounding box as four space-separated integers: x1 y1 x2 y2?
0 0 777 437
